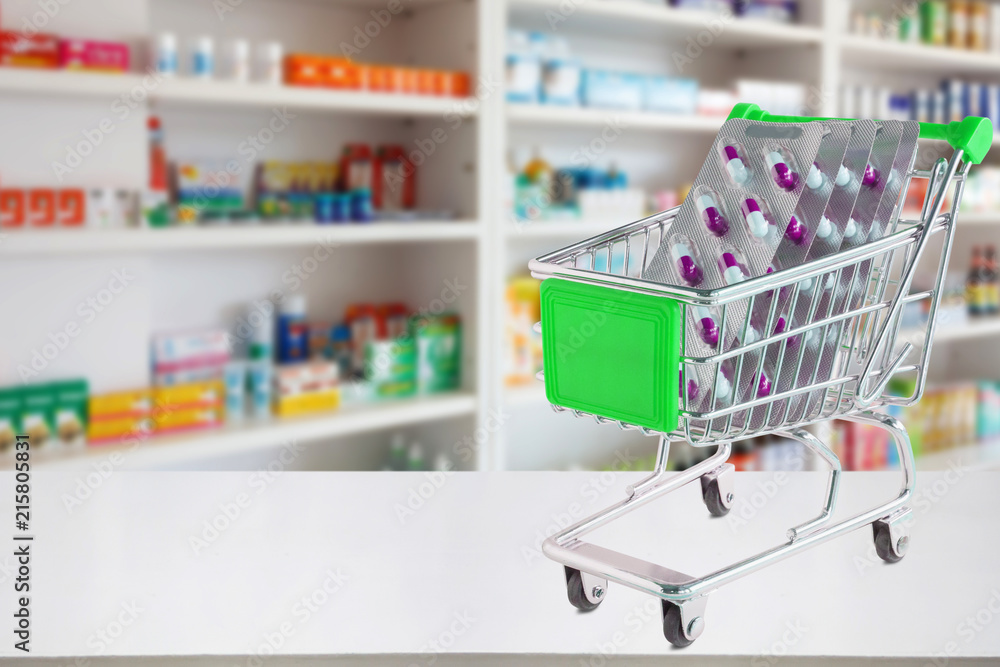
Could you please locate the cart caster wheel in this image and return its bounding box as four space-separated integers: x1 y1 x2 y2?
564 567 605 612
873 519 907 563
662 600 703 648
700 464 735 518
701 477 731 517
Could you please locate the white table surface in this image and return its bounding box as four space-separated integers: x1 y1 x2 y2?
4 470 1000 666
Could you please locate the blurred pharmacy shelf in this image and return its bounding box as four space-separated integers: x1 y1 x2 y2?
13 392 477 472
0 222 480 256
152 78 479 117
916 441 1000 472
956 211 1000 225
508 0 823 47
932 317 1000 343
0 68 143 99
506 104 723 133
505 220 623 240
0 68 477 118
841 35 1000 77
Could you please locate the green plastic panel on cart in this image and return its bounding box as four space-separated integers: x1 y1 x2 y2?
728 102 994 164
540 280 681 433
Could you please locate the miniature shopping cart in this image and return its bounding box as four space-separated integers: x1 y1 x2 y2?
530 104 993 647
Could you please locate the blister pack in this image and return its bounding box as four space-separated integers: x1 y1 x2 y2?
789 121 920 422
645 118 825 415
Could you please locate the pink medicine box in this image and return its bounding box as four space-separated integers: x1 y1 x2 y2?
58 39 129 73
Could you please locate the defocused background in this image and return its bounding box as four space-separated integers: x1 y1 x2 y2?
0 0 998 475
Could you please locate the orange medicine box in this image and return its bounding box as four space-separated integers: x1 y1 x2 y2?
153 406 223 433
89 388 152 420
88 416 153 444
28 189 56 227
153 380 224 409
273 388 340 418
0 190 25 228
59 189 86 226
284 54 325 86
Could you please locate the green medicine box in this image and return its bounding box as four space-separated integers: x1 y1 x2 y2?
540 280 682 433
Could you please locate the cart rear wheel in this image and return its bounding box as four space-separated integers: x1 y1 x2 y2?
701 477 732 517
873 520 907 563
565 567 604 611
662 600 701 648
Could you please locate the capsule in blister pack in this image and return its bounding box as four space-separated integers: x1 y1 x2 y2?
795 121 922 419
643 117 825 409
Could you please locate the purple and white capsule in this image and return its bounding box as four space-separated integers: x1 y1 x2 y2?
862 163 881 187
670 241 703 287
785 215 806 244
752 370 772 398
718 251 748 286
843 217 859 240
766 150 799 191
680 371 699 403
696 192 728 236
741 197 769 238
722 145 750 185
694 306 720 346
815 215 833 239
836 164 851 187
805 162 823 189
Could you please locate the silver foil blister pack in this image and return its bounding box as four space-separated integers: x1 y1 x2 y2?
645 118 825 416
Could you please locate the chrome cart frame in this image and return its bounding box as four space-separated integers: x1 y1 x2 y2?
529 147 970 647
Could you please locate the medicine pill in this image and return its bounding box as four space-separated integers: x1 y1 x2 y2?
719 251 748 285
753 370 773 398
843 217 858 239
784 215 806 244
766 150 799 191
680 371 699 402
806 162 823 189
694 306 720 346
862 163 881 187
815 215 833 239
722 145 750 185
836 164 851 187
670 240 703 287
696 192 729 236
741 197 769 238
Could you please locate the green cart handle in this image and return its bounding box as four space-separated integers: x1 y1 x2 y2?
728 102 994 164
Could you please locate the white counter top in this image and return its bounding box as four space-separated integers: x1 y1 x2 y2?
4 470 999 665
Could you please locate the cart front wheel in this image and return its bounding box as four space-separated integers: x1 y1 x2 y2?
873 519 907 563
565 567 605 611
662 600 703 648
701 476 732 517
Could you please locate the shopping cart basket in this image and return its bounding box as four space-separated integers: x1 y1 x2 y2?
530 104 993 647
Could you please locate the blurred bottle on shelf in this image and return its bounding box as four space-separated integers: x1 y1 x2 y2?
967 245 990 316
984 245 999 315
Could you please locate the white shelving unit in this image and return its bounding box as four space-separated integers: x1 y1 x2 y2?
4 0 1000 471
0 0 491 471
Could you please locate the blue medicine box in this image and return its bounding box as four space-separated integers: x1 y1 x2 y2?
643 76 698 114
581 70 644 111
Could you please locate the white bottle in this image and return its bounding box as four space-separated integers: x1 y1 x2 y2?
192 36 214 79
226 39 249 83
155 33 177 77
257 41 283 85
